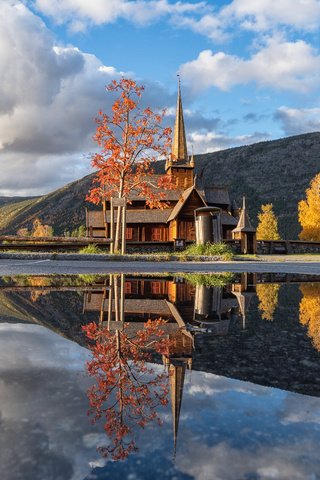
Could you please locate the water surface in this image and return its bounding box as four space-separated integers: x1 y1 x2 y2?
1 272 320 479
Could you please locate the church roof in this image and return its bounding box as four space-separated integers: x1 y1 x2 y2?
106 208 173 224
221 212 238 226
167 185 206 222
203 186 231 206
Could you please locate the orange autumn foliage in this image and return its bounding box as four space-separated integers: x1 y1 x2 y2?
299 284 320 351
87 78 174 207
83 319 171 461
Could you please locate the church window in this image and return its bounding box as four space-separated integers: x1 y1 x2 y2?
126 227 133 240
151 228 162 241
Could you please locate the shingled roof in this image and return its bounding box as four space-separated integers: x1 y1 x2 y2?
167 186 206 222
106 209 173 224
221 212 238 226
203 186 231 206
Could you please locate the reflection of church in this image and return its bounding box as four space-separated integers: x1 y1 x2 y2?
83 273 257 454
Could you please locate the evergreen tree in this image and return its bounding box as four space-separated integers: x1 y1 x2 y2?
298 173 320 241
256 203 280 240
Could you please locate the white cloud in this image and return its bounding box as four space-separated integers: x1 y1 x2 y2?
0 2 182 195
29 0 320 37
222 0 320 33
180 38 320 93
29 0 207 31
275 106 320 136
188 130 270 153
174 11 227 42
162 0 320 43
0 2 129 194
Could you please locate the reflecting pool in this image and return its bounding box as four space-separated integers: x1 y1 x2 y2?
1 272 320 479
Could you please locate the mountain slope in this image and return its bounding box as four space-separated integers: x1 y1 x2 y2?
0 175 95 235
195 132 320 238
0 132 319 238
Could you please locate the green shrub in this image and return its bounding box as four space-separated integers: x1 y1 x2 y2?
79 244 104 254
183 242 233 260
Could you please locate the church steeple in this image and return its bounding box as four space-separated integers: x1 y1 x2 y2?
166 76 195 188
172 76 188 162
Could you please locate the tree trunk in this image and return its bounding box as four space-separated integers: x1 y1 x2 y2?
114 206 122 253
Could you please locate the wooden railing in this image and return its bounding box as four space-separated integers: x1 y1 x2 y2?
0 236 112 251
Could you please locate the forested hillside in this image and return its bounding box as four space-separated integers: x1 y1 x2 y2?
0 132 319 238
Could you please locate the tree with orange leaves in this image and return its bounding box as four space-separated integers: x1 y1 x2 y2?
298 173 320 241
87 78 173 252
83 319 171 461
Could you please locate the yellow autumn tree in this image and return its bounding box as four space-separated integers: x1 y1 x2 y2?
32 218 53 237
298 173 320 241
256 204 281 240
256 283 280 321
299 284 320 351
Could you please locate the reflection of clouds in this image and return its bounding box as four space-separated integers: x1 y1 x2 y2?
0 323 88 370
188 371 271 398
280 395 320 426
176 441 319 480
0 415 73 480
1 322 320 479
0 324 102 480
175 371 320 480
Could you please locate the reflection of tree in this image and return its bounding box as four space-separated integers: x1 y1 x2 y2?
299 284 320 351
83 319 171 461
28 276 52 302
256 283 280 321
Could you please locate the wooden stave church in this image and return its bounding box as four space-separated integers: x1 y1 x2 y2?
86 82 238 245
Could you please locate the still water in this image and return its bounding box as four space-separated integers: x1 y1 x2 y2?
1 272 320 480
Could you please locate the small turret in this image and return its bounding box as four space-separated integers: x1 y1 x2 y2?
232 196 257 254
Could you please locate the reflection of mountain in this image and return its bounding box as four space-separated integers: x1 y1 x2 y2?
1 274 320 398
0 289 88 345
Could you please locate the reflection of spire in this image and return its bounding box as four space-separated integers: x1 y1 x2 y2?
172 76 188 162
162 327 193 461
169 362 186 459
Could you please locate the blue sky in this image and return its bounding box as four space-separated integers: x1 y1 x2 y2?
0 0 319 195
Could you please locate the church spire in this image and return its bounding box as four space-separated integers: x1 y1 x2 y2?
172 76 188 162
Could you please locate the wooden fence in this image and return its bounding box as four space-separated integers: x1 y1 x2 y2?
0 236 112 252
